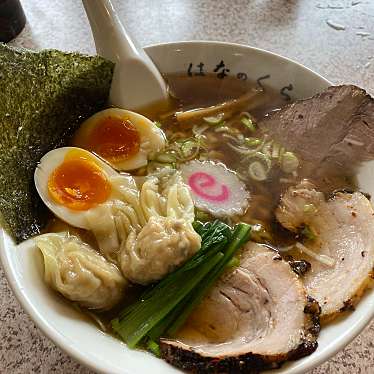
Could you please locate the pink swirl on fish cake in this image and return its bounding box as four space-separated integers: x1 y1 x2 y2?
188 172 229 202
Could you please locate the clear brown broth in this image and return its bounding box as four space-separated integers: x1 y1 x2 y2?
157 74 356 245
153 74 300 246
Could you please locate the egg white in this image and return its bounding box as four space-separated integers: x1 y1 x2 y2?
73 108 166 171
34 146 134 229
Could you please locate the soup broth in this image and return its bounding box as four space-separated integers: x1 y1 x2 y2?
151 74 355 245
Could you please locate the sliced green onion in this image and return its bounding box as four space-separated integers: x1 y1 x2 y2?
303 204 318 214
223 133 241 143
155 153 177 164
281 151 299 173
228 143 257 156
154 121 162 128
182 139 198 151
241 117 256 132
203 113 224 125
214 125 231 133
262 140 274 157
248 161 268 181
178 139 201 160
301 225 317 241
252 151 272 171
245 137 262 147
147 161 176 174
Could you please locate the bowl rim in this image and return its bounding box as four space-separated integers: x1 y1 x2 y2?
2 40 372 374
145 40 331 87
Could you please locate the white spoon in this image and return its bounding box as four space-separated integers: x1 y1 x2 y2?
82 0 169 111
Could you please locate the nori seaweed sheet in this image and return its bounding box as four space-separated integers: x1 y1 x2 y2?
0 44 114 243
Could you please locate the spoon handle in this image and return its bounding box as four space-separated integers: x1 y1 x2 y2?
82 0 168 110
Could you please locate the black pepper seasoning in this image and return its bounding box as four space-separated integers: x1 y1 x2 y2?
0 0 26 42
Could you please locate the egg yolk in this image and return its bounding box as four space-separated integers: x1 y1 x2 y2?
48 151 111 211
84 116 140 162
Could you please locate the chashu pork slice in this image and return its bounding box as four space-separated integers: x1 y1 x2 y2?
160 242 320 373
260 85 374 194
261 85 374 176
276 180 374 320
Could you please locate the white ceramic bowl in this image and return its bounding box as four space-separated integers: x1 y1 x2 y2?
1 41 374 374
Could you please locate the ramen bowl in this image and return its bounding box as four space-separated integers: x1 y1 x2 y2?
1 41 373 374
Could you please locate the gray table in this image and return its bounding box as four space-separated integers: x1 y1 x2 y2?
1 0 373 372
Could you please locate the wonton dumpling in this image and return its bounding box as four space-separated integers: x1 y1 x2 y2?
84 167 200 284
120 217 201 285
119 169 201 284
35 232 127 310
83 174 146 263
140 168 195 222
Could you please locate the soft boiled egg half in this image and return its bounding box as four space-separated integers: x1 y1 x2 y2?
34 147 134 229
72 108 166 171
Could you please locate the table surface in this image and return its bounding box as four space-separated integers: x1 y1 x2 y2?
1 0 374 373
